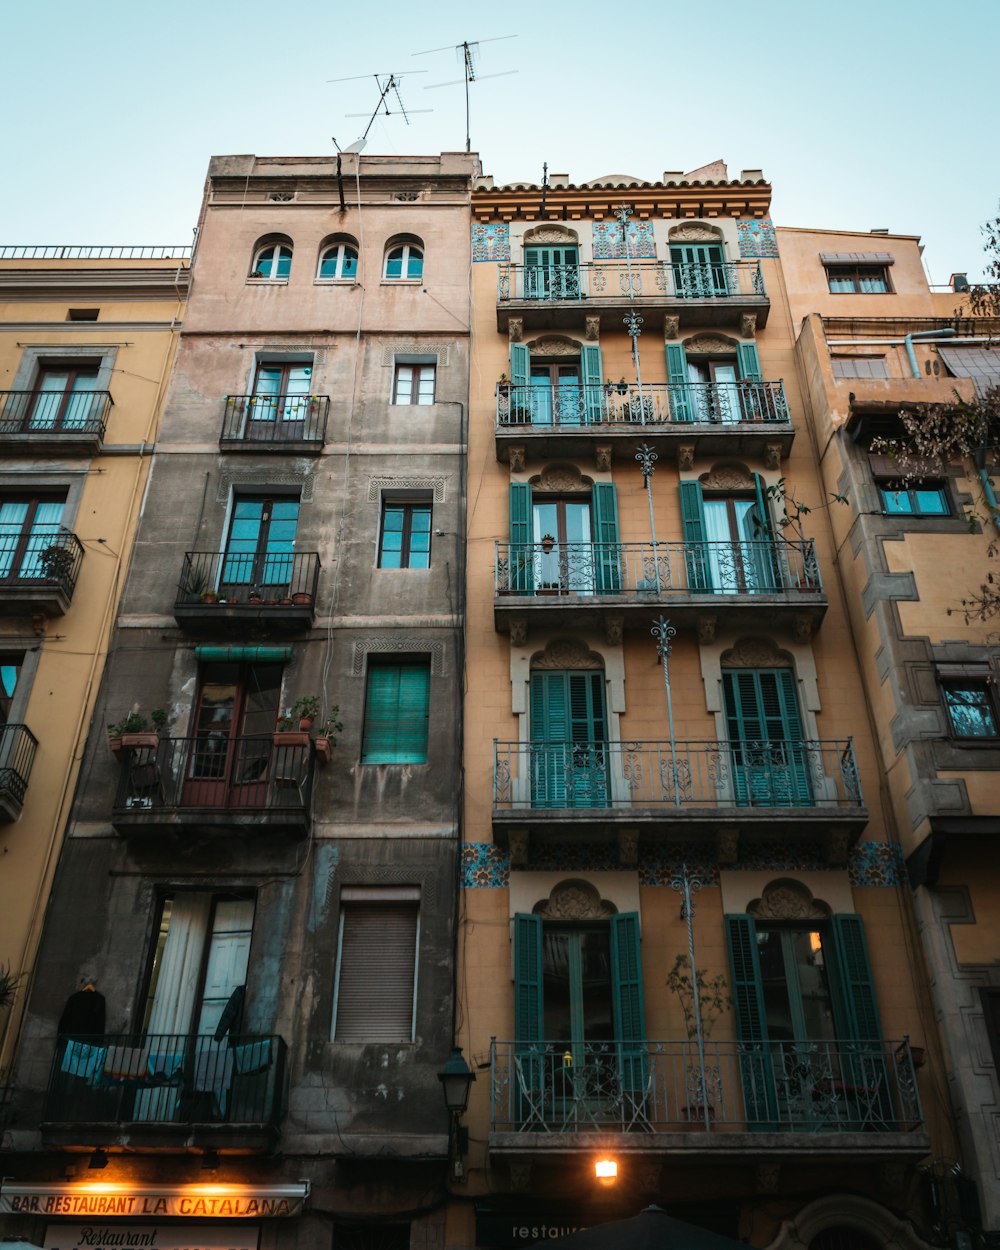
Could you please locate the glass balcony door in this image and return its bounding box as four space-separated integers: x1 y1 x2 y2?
671 243 728 298
221 496 299 599
246 363 312 438
0 498 65 581
702 496 769 592
27 366 99 430
529 363 582 428
687 359 742 424
532 498 593 593
524 245 580 301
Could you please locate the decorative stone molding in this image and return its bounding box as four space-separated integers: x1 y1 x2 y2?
668 223 723 242
740 313 758 339
684 334 738 356
352 637 445 676
763 1193 936 1250
531 638 604 670
792 613 815 643
756 1162 781 1194
532 464 591 493
508 446 526 474
748 878 831 921
217 469 313 503
508 618 528 646
594 444 613 472
618 828 639 867
697 614 718 645
508 829 529 868
826 830 851 866
633 1161 662 1193
525 335 581 357
676 443 696 471
721 637 792 669
523 225 579 245
604 615 624 646
585 315 601 341
700 462 755 491
380 341 450 367
535 879 616 920
764 442 783 470
508 317 523 343
367 476 447 503
663 315 681 340
717 828 739 865
508 1162 532 1193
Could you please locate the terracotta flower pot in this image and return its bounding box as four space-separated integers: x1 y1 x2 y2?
121 732 159 751
273 730 310 748
315 737 332 764
292 591 313 606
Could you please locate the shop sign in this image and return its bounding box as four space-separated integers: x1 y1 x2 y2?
0 1185 309 1220
475 1214 590 1248
44 1225 260 1250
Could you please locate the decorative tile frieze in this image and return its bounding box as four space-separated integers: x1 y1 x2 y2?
471 222 510 262
592 221 656 259
351 637 445 675
736 216 779 258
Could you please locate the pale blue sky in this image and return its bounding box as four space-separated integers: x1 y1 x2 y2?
2 0 996 283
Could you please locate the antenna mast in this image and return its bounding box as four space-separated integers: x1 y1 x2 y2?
416 36 517 153
328 70 431 150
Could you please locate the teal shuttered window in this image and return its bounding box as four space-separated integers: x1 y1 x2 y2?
591 481 621 592
529 671 608 808
665 343 692 422
722 667 811 805
509 481 533 592
581 343 604 424
361 661 430 763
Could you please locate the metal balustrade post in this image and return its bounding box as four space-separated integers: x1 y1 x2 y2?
650 617 679 805
635 443 660 591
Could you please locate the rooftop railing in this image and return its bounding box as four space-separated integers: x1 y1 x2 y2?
497 381 789 429
499 261 766 303
0 245 192 260
493 739 862 811
490 1038 921 1134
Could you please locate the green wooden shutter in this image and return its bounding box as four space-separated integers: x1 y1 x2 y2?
679 480 709 590
567 673 609 807
510 342 529 390
723 670 810 805
725 914 776 1126
665 343 692 422
592 482 621 592
530 672 569 807
581 343 604 424
830 915 883 1042
509 481 533 592
611 913 647 1097
748 472 778 591
737 342 762 382
513 913 544 1045
361 663 430 763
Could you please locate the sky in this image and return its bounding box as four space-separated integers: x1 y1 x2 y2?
2 0 997 284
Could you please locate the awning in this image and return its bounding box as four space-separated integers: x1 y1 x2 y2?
194 646 292 663
937 345 1000 398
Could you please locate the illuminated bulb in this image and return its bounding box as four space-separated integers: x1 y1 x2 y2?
809 931 822 954
595 1159 617 1185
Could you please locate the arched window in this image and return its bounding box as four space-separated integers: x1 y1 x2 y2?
384 240 423 281
317 238 358 281
250 240 292 280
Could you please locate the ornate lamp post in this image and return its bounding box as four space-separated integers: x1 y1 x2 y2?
650 615 678 804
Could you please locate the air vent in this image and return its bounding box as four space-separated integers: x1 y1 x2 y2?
269 192 294 202
395 191 419 202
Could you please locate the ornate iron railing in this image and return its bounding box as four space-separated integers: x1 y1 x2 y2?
113 736 314 815
221 394 329 445
490 1038 921 1134
0 390 111 438
492 739 862 810
0 528 84 596
495 540 820 596
499 261 766 303
0 723 38 809
176 551 320 608
46 1033 286 1126
497 381 789 428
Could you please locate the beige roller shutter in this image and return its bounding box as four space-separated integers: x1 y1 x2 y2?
334 897 418 1042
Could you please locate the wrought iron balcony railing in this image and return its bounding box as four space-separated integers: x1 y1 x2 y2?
221 394 329 446
499 261 766 303
493 739 862 811
113 735 314 816
0 390 112 439
490 1038 921 1134
0 722 38 816
175 551 320 609
46 1032 286 1127
497 381 789 429
495 540 820 596
0 528 84 597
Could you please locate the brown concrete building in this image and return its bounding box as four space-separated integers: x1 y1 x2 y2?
452 167 981 1250
0 154 476 1250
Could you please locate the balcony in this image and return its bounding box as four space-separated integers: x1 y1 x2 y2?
496 381 792 466
173 551 320 633
492 739 866 862
0 723 38 822
0 529 84 617
42 1032 286 1153
497 261 769 332
494 540 826 641
489 1039 927 1165
0 390 111 455
219 394 329 453
111 735 314 839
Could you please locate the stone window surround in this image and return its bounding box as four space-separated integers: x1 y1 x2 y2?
11 343 118 395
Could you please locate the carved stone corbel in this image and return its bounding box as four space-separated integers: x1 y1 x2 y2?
763 442 783 470
663 315 680 341
618 828 639 867
508 317 523 344
594 444 613 472
508 1162 532 1193
676 443 696 471
792 613 814 643
740 313 758 339
604 615 625 646
633 1161 662 1193
825 829 850 866
716 828 739 865
756 1162 780 1193
585 315 601 341
697 614 717 645
508 618 528 646
508 829 529 867
508 445 526 474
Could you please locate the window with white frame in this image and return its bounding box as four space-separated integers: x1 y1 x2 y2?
384 241 423 281
332 887 419 1042
392 361 435 405
250 240 293 281
317 239 358 281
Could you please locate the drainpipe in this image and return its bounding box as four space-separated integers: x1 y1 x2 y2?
903 327 956 378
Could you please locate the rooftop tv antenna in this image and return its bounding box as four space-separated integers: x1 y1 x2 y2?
328 71 432 151
416 37 517 153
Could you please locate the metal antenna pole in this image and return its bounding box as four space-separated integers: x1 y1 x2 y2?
463 42 472 152
616 204 646 422
671 865 709 1129
635 443 659 591
650 616 678 805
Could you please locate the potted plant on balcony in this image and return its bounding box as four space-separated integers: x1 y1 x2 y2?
108 711 149 758
290 695 320 731
36 542 74 585
0 963 25 1011
248 586 264 605
763 478 847 591
314 706 344 764
540 533 556 554
665 953 731 1126
184 565 218 604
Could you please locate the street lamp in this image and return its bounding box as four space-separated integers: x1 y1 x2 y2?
438 1047 475 1182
